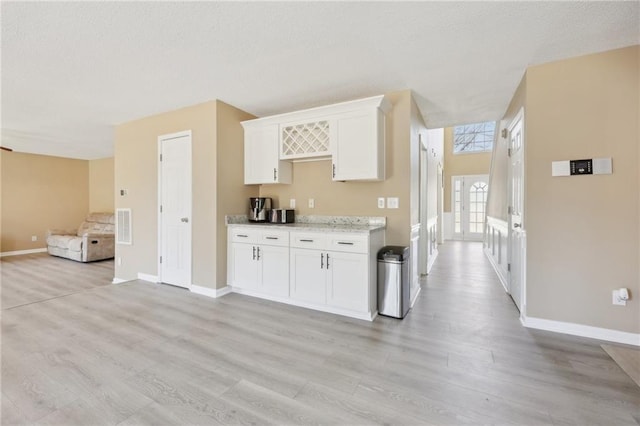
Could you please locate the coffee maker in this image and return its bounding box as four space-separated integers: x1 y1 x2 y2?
248 197 272 222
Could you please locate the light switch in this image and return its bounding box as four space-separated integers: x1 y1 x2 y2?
290 199 296 209
593 158 612 175
551 161 570 176
387 197 399 209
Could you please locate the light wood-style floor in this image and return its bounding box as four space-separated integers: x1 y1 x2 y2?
2 244 639 425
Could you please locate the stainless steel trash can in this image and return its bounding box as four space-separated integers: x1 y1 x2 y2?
377 246 410 319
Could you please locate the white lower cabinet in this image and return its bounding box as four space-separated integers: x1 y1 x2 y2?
228 225 383 320
260 245 289 297
290 248 327 304
230 242 259 290
229 228 289 297
326 251 368 312
290 248 368 312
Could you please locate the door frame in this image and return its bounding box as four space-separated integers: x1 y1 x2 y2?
507 107 526 318
157 129 193 288
451 174 489 241
418 139 429 276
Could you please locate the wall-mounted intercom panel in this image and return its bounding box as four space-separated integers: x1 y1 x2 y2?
551 158 612 177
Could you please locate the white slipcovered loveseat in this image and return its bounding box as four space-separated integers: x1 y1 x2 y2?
47 212 115 262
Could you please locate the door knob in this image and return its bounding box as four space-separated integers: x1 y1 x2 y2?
181 217 189 223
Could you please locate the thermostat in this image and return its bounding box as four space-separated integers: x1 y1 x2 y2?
552 158 612 177
570 159 592 175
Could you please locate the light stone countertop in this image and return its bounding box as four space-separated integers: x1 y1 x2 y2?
226 215 386 234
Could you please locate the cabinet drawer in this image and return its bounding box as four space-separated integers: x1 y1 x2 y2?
259 231 289 247
328 234 369 254
290 232 326 249
230 228 259 243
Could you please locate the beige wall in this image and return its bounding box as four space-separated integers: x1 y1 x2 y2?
443 127 492 212
259 90 413 246
215 101 260 286
89 157 114 213
0 152 89 252
525 46 639 333
114 100 255 288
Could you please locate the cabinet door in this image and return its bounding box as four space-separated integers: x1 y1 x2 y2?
259 245 289 298
332 109 384 181
290 248 326 305
230 243 259 290
244 124 292 184
326 251 369 312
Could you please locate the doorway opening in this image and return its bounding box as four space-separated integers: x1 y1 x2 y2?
452 175 489 241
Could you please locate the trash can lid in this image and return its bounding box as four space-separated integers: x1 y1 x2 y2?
378 245 409 262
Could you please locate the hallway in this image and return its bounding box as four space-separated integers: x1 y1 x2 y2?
414 241 640 424
1 243 639 425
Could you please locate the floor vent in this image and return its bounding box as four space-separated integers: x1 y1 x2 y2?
116 208 132 245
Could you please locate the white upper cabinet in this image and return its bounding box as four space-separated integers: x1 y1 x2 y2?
242 123 292 185
242 95 390 183
331 108 385 181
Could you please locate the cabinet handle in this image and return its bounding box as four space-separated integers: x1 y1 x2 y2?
237 234 248 238
252 246 256 260
326 253 330 269
265 236 278 240
300 239 314 243
257 246 261 261
337 242 354 245
274 168 277 181
332 163 336 178
320 253 324 269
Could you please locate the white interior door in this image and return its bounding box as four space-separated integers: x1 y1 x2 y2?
508 110 525 313
159 131 192 288
452 175 489 241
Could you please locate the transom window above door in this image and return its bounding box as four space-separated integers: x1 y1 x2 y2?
453 121 496 153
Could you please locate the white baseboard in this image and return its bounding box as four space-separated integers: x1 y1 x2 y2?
522 316 640 346
112 278 133 284
231 287 375 321
0 248 47 258
137 273 158 283
190 285 232 298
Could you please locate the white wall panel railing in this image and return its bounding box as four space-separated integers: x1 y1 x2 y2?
484 216 509 293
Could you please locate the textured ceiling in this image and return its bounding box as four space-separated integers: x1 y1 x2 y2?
2 1 638 159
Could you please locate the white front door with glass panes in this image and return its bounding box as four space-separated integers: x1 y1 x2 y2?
452 175 489 241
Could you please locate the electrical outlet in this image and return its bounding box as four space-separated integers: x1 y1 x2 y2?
377 197 385 208
290 199 296 209
387 197 399 209
31 235 37 242
612 290 627 306
308 198 315 208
